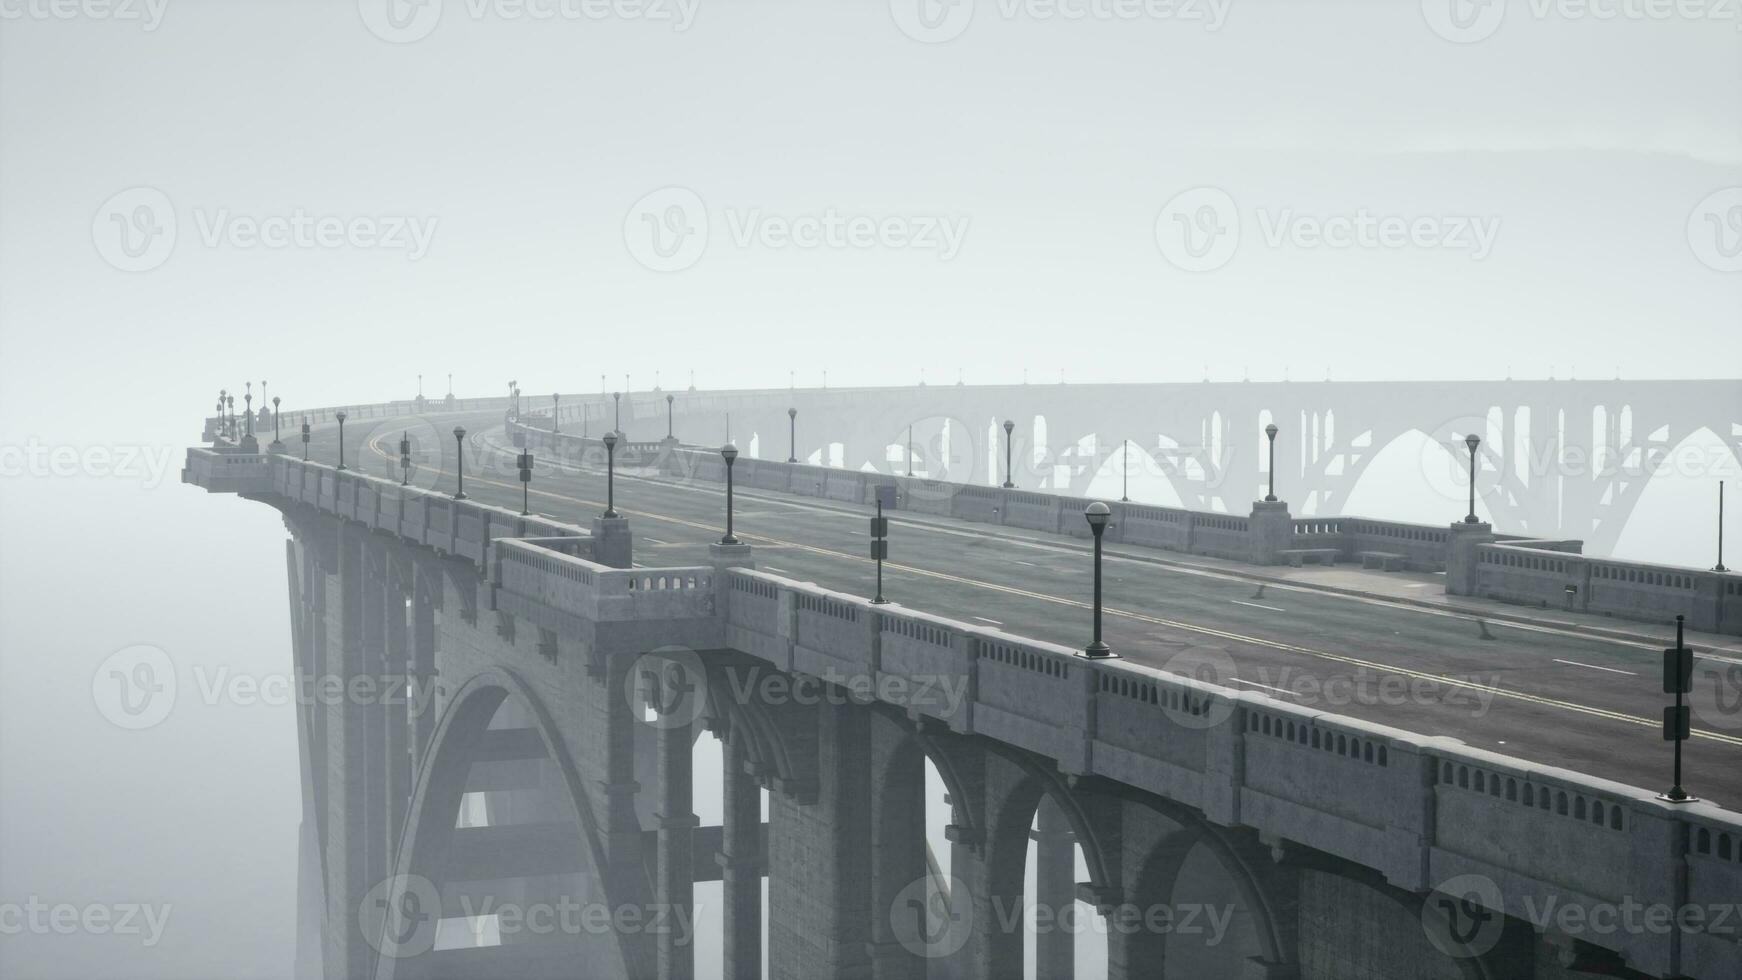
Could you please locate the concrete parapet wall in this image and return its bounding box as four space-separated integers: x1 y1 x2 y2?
1476 543 1740 635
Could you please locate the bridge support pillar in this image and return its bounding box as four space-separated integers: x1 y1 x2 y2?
383 556 412 888
408 565 440 775
655 704 698 980
592 516 634 569
1445 521 1494 595
1033 796 1076 980
323 524 375 980
719 734 763 980
866 715 928 980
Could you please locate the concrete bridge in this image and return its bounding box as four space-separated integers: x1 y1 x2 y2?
188 395 1742 980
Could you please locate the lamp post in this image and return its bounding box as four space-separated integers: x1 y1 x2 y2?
666 393 674 440
335 411 348 470
226 394 235 438
1659 615 1697 804
787 407 798 463
720 443 740 544
552 392 561 435
244 391 254 437
452 426 469 499
1002 420 1015 488
400 432 412 486
613 391 621 433
272 396 281 444
1264 423 1279 502
1463 434 1482 523
1083 502 1113 658
1716 481 1728 573
602 433 620 518
301 420 311 460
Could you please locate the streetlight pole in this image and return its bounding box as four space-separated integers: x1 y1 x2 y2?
1002 420 1015 488
720 444 740 544
301 420 310 461
788 407 798 463
1464 434 1482 523
335 411 348 470
272 396 281 444
517 447 534 515
613 391 621 433
1659 615 1697 803
1716 481 1728 573
452 426 469 500
400 432 412 486
552 393 561 435
602 433 620 518
1083 502 1113 657
666 393 674 440
1264 423 1279 502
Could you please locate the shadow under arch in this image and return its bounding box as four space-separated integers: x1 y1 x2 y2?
374 666 647 980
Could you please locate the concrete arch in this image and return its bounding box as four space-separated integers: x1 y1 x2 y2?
375 667 639 980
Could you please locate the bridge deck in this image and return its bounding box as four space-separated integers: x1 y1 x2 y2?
298 412 1742 803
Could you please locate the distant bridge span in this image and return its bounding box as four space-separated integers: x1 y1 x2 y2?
571 380 1742 556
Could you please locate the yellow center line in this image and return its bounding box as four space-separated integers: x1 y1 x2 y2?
361 432 1742 748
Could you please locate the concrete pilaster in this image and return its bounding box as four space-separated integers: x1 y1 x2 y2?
1446 521 1495 595
1033 796 1077 980
719 735 764 980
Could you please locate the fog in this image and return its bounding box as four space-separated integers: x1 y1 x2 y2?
2 1 1738 977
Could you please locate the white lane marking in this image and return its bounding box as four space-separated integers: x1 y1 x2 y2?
764 566 790 574
972 616 1002 625
1012 560 1037 567
1230 678 1298 697
642 538 668 545
1231 600 1286 612
1552 659 1638 676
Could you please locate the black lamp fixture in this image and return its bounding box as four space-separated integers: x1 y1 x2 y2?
602 432 620 518
1083 501 1113 658
1264 423 1279 502
1463 433 1482 523
452 426 469 499
720 443 740 545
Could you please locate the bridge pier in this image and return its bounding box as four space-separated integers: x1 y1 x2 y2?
1033 796 1076 980
654 701 698 980
718 734 763 980
325 522 378 980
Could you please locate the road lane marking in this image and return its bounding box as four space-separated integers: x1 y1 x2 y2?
973 616 1003 625
1553 659 1638 676
362 430 1742 749
1230 678 1299 697
1230 600 1286 612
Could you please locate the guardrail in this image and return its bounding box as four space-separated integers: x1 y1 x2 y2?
1476 542 1741 634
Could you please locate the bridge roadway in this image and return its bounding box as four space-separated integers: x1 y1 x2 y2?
287 410 1742 804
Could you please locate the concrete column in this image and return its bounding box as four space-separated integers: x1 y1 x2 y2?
384 560 412 872
360 545 389 891
867 722 927 980
719 735 763 980
655 704 698 980
1446 521 1495 595
593 515 634 569
1033 796 1076 980
323 524 373 980
409 565 440 775
1248 500 1293 565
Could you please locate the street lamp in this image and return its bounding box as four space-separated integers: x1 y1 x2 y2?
1264 423 1279 502
613 391 622 433
787 407 798 463
452 426 469 500
720 443 740 545
400 432 412 486
1716 481 1728 573
552 392 561 435
226 394 235 437
666 393 675 440
602 432 620 518
335 411 348 470
271 396 281 445
301 420 310 460
1002 420 1015 488
1083 502 1113 658
1463 434 1482 523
